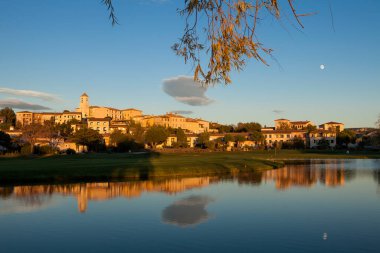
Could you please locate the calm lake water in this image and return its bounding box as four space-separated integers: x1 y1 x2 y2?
1 159 380 253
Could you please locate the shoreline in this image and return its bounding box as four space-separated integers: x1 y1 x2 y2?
1 150 379 186
0 152 283 186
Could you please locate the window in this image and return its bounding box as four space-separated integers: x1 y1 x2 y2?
287 134 290 138
280 135 284 138
331 140 334 143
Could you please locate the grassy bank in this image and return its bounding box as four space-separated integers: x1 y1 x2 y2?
1 150 379 185
0 152 282 185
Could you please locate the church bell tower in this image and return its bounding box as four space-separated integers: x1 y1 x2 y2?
79 92 90 118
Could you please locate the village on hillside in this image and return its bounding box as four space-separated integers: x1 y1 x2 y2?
0 93 379 154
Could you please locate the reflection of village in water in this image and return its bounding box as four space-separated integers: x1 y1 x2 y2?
1 160 379 213
263 161 349 190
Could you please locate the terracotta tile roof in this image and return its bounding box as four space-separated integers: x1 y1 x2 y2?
111 120 127 123
322 121 343 125
35 112 62 115
185 134 198 137
87 117 111 121
309 129 335 133
261 129 307 134
62 112 81 115
274 119 289 121
89 106 121 111
262 127 275 130
165 113 185 118
122 108 142 112
290 121 311 124
105 107 120 111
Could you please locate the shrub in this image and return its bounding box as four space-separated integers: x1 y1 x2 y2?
66 148 76 155
37 145 56 155
20 144 32 155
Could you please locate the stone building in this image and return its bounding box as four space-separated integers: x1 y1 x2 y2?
319 122 345 132
264 119 339 148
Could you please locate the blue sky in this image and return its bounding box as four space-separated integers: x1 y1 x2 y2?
0 0 379 128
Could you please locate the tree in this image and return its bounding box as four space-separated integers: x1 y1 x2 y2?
22 123 45 154
0 131 11 152
318 138 331 150
102 1 308 85
305 125 317 132
224 134 234 143
110 130 128 147
236 122 261 133
71 127 104 152
211 123 234 133
57 120 77 138
234 135 246 142
281 136 305 149
173 0 308 84
337 129 356 147
196 132 210 148
249 131 264 145
273 140 282 150
110 130 143 152
145 125 169 148
42 119 61 149
129 122 145 144
175 128 188 148
0 107 16 129
292 136 306 149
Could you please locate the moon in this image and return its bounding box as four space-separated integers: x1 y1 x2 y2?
320 64 325 70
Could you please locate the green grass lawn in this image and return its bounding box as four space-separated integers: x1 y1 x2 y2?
0 152 282 185
0 150 379 185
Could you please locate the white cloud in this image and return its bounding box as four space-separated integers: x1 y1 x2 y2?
162 76 214 106
0 87 61 102
0 99 51 110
